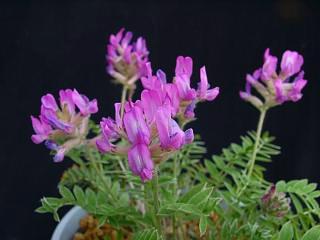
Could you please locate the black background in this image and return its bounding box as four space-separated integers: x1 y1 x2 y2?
1 0 320 239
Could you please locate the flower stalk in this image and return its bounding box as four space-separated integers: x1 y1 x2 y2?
247 108 267 179
151 167 163 236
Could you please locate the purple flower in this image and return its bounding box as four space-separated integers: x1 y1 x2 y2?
240 49 307 109
156 106 193 150
280 50 304 78
128 143 153 182
197 66 219 101
31 116 52 144
98 52 219 182
184 100 196 119
31 89 98 162
106 28 149 85
123 103 150 145
59 89 75 115
261 48 278 80
174 56 197 101
72 89 98 116
140 89 162 124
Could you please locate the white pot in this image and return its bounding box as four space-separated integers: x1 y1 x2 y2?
51 206 87 240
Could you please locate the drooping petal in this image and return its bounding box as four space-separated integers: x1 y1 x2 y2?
128 143 153 182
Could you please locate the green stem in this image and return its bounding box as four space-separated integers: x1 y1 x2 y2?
237 108 267 197
172 155 178 239
151 167 163 236
247 109 267 179
120 85 128 119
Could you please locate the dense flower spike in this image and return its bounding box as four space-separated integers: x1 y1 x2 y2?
31 89 98 162
240 48 307 109
106 28 149 87
97 55 219 181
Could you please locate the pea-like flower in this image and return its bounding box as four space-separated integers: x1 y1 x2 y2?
97 56 219 182
106 28 149 87
31 89 98 162
240 49 307 109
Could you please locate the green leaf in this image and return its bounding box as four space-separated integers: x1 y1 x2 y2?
35 206 49 214
301 226 320 240
158 203 203 216
59 186 75 202
133 228 162 240
73 186 86 207
278 221 293 240
199 215 208 237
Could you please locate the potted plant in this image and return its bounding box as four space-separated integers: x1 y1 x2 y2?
31 28 320 240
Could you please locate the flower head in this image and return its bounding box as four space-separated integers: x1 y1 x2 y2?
31 89 98 162
97 57 218 181
106 28 149 87
240 48 307 109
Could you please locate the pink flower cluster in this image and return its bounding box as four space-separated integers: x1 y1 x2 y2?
240 49 307 109
31 89 98 162
106 28 149 85
97 56 219 181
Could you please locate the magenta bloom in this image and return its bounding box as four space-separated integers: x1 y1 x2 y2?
31 89 98 162
174 56 197 101
31 116 52 144
197 66 220 101
156 106 194 150
106 28 149 85
280 50 304 78
123 103 150 145
98 55 219 181
128 144 153 182
240 48 307 109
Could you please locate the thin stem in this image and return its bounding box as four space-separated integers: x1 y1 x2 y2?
247 109 267 179
237 108 267 197
172 154 179 239
120 85 128 119
151 167 163 236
